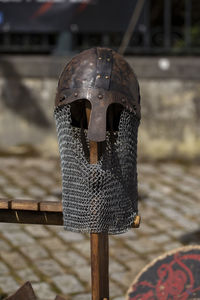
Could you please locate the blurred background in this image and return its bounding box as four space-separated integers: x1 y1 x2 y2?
0 0 199 160
0 1 200 300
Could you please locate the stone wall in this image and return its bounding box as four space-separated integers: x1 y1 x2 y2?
0 55 200 161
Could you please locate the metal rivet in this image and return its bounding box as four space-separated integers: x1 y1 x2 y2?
74 92 78 97
98 57 102 60
97 74 101 79
105 75 109 79
98 94 103 99
60 95 66 102
107 58 110 62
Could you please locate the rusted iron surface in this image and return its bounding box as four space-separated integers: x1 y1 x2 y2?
4 282 36 300
55 47 141 142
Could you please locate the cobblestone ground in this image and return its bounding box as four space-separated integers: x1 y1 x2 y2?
0 157 199 300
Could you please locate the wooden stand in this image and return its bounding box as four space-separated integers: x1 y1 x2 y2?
86 107 109 300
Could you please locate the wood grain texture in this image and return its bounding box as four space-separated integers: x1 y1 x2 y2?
40 201 63 212
91 233 109 300
0 210 63 225
11 200 39 211
0 198 10 209
86 103 109 300
0 198 63 212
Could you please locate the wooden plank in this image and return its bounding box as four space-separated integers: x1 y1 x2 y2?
0 210 63 225
86 104 109 300
40 201 63 212
91 233 109 300
0 198 10 209
0 198 63 213
11 200 39 211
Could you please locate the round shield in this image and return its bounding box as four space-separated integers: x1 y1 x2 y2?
126 245 200 300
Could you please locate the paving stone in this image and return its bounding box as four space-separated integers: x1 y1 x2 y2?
36 177 55 188
0 158 199 300
72 240 90 259
125 258 147 275
0 176 8 185
149 234 170 244
0 261 9 275
174 216 198 231
35 259 65 277
0 276 19 294
149 217 175 230
110 247 137 261
20 244 48 260
138 223 157 235
28 186 46 197
74 265 91 284
58 231 85 243
109 259 126 274
53 250 87 268
53 274 84 294
0 239 11 251
3 187 24 197
111 271 135 289
32 282 56 300
44 195 60 202
1 251 27 269
3 231 35 246
163 241 182 251
24 225 51 238
168 228 185 238
125 238 160 254
109 281 124 298
72 293 91 300
117 230 137 240
17 268 40 282
40 237 67 252
0 223 21 233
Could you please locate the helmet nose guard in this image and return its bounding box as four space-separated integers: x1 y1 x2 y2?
55 47 141 142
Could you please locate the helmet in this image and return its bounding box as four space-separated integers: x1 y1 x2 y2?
54 47 141 234
55 47 140 142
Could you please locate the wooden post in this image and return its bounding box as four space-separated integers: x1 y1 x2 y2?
86 105 109 300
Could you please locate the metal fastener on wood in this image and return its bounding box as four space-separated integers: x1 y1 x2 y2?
132 215 141 228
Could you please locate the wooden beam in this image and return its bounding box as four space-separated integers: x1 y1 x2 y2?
0 209 63 225
86 104 109 300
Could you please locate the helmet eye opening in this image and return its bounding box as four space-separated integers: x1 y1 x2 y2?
107 103 123 132
70 99 91 129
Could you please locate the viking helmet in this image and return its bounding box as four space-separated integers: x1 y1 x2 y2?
54 47 141 234
55 47 140 142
